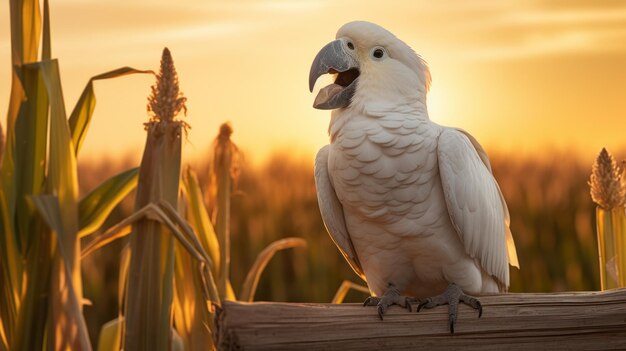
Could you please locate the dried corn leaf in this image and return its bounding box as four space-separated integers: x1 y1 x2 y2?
183 167 220 275
240 237 307 302
173 239 213 351
331 280 370 304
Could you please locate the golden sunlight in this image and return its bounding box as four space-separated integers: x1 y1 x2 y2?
1 0 625 163
4 1 626 349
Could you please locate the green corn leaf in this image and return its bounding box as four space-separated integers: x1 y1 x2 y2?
38 58 79 244
1 72 24 235
31 195 63 240
0 101 23 350
0 75 26 348
68 67 153 156
38 59 90 350
3 0 42 258
81 223 132 259
78 167 139 238
12 64 49 253
31 195 91 351
3 0 48 341
41 0 50 60
240 237 307 302
183 167 220 275
10 0 41 65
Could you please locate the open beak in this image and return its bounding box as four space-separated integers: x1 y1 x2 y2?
309 39 360 110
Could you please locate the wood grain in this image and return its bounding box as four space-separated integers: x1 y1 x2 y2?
216 289 626 350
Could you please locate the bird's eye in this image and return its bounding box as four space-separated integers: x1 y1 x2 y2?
347 42 354 50
371 47 386 60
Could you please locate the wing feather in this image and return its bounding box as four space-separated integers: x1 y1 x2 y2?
438 129 518 288
455 128 519 269
315 145 365 280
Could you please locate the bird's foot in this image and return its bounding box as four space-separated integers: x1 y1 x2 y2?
416 283 482 334
363 283 417 320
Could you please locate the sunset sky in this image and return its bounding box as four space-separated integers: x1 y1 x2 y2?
1 0 626 165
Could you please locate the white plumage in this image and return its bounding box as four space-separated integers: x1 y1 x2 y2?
312 21 519 303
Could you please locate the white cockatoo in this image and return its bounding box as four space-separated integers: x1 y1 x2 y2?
309 21 519 333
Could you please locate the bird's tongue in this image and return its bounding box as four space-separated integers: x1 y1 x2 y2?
313 84 344 109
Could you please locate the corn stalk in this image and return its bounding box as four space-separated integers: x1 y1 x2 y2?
210 124 239 301
123 48 187 351
87 201 218 351
0 1 151 350
83 121 308 350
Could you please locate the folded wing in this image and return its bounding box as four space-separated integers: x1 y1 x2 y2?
315 145 365 280
438 128 519 288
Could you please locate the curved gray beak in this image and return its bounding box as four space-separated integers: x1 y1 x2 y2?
309 39 359 110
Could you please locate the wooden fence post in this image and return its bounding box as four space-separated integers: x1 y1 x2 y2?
216 288 626 350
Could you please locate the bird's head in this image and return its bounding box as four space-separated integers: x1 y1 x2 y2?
309 21 431 110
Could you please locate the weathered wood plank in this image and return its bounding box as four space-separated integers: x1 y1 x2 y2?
216 289 626 350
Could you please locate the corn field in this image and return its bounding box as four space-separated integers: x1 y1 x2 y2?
1 0 622 350
78 149 617 322
0 1 303 350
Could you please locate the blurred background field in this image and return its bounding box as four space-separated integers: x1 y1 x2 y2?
78 147 623 342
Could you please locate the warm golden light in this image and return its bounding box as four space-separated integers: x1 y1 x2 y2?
1 0 625 164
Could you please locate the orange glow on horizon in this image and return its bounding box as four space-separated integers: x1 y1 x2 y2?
1 0 625 165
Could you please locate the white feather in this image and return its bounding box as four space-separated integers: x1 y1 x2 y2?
314 146 365 280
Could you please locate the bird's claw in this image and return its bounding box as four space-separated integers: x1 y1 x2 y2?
416 298 432 312
363 284 415 320
377 305 385 320
405 297 420 312
413 283 482 334
363 296 380 307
